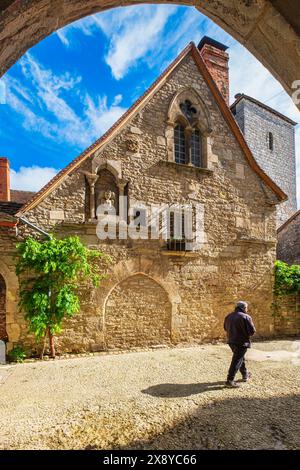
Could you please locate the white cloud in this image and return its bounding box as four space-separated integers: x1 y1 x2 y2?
11 166 59 191
84 94 125 138
101 5 178 80
56 29 70 47
56 16 96 47
0 79 6 104
5 53 127 149
113 94 122 106
56 5 178 80
20 53 82 123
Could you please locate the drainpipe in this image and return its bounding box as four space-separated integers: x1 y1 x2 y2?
18 216 52 240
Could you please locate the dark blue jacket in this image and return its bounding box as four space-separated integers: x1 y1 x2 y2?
224 309 256 347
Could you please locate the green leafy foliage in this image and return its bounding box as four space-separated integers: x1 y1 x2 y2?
274 260 300 297
8 345 26 363
16 235 109 356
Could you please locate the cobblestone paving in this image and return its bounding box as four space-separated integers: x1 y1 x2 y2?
0 340 299 450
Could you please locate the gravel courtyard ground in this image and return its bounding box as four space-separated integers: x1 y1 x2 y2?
0 339 300 450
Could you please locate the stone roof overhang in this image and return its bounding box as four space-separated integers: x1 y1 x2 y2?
277 209 300 233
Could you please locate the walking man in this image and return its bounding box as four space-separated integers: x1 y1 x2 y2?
224 301 256 388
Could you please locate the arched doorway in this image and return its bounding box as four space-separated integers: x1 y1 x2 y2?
0 274 8 342
0 1 299 106
104 273 172 349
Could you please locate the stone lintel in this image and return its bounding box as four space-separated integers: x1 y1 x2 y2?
159 160 214 175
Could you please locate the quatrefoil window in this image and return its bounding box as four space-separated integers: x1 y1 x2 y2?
179 100 197 123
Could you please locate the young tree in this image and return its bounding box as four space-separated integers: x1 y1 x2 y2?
16 235 109 358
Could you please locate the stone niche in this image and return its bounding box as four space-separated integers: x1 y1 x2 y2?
95 169 120 216
83 160 128 221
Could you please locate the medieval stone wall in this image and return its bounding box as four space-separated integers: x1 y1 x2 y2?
277 212 300 265
0 274 7 341
7 52 298 354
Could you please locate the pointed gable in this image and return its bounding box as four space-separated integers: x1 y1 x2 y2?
16 42 286 216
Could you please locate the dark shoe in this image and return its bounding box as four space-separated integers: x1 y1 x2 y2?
242 372 252 382
225 380 240 388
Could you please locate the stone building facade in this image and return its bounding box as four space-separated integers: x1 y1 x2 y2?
231 95 297 228
277 210 300 265
0 38 298 355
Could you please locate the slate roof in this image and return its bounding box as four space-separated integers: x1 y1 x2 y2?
231 93 297 126
0 201 23 216
10 190 36 204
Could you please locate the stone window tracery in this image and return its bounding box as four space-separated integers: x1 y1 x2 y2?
166 88 214 170
191 129 202 167
180 100 197 123
174 123 186 164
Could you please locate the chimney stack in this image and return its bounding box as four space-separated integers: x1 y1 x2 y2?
0 157 10 202
198 36 229 105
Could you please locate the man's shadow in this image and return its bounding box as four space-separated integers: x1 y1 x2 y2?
141 381 226 398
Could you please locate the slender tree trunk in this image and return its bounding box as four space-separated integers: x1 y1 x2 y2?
48 286 55 358
48 328 55 358
40 332 47 359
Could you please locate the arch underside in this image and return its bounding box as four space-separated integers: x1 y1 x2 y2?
0 259 20 347
0 1 299 109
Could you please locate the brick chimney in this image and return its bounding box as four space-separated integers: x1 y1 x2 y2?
198 36 229 105
0 157 10 201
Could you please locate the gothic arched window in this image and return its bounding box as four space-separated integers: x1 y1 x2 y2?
174 123 186 164
174 124 202 167
167 89 212 169
191 129 202 167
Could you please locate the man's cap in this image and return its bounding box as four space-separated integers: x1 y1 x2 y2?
236 301 248 309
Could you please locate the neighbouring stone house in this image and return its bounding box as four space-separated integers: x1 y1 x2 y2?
277 210 300 265
231 94 297 227
0 37 299 354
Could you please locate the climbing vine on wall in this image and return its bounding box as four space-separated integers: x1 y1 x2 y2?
273 261 300 320
274 260 300 297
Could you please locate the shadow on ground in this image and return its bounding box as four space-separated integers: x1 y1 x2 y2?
142 381 225 397
44 389 300 450
125 393 300 450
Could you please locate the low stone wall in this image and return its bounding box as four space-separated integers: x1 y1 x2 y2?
274 293 300 336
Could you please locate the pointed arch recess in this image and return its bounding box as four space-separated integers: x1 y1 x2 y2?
104 272 173 349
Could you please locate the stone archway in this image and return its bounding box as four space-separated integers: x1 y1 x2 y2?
0 259 20 349
104 273 172 349
0 1 299 107
0 274 8 342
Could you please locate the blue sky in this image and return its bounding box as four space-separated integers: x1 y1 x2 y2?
0 4 299 205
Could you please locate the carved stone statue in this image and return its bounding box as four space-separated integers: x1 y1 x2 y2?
97 189 116 208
